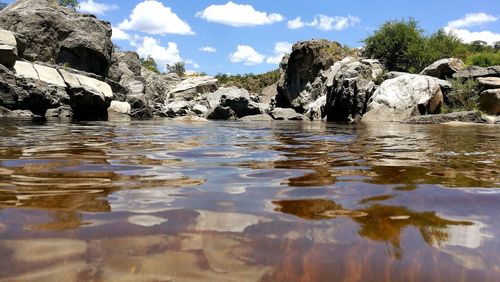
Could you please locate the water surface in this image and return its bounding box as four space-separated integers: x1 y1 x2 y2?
0 120 499 281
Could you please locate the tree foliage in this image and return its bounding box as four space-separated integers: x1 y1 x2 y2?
167 62 186 77
215 70 280 94
140 56 160 74
57 0 79 9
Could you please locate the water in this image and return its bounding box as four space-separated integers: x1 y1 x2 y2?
0 120 498 281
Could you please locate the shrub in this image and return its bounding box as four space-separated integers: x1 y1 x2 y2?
363 18 426 73
215 70 280 94
140 56 160 74
466 52 500 67
423 30 468 64
166 62 186 77
57 0 79 9
445 79 481 112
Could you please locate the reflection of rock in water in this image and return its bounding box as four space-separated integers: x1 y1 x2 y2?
273 199 472 259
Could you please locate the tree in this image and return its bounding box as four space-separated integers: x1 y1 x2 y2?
493 41 500 52
140 56 160 74
57 0 79 9
423 29 468 64
167 61 186 77
363 18 426 73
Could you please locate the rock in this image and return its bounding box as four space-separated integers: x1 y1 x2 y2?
383 71 408 80
108 51 142 81
276 39 348 112
479 89 500 115
259 82 277 105
221 95 262 118
477 77 500 90
0 106 34 118
192 104 208 115
206 87 251 109
270 108 306 120
305 95 326 121
173 116 208 122
126 94 152 118
169 76 218 100
420 58 464 79
205 105 237 120
0 0 113 76
362 74 443 122
13 61 39 80
239 114 273 121
0 29 17 68
75 74 113 101
325 58 379 121
361 59 385 81
164 101 190 117
108 101 131 115
403 111 484 124
45 106 73 118
453 66 500 79
67 87 109 120
34 64 66 88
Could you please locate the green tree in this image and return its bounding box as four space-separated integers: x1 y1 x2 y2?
363 18 426 72
167 61 186 77
140 56 160 74
57 0 79 9
423 29 468 64
494 41 500 51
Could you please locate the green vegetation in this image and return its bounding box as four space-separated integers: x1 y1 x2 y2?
215 70 280 94
364 19 500 73
140 56 161 74
57 0 79 9
167 62 186 77
444 78 481 112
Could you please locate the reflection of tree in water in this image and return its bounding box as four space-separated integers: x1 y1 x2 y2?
273 199 472 259
26 211 88 231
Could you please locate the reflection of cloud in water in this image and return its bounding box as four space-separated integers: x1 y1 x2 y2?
445 221 493 249
128 215 168 227
109 188 184 213
194 210 270 233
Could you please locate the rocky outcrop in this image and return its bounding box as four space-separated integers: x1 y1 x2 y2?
403 111 484 124
168 76 218 100
477 77 500 90
453 66 500 79
0 0 113 76
420 58 464 79
0 29 17 68
479 89 500 115
205 105 237 120
270 108 306 120
276 40 348 112
325 58 382 121
363 74 443 122
304 95 326 121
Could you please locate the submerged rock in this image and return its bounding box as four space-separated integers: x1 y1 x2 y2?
239 114 273 121
363 74 443 122
403 111 484 124
270 108 306 120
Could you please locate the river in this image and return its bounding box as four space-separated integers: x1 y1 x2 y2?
0 120 498 281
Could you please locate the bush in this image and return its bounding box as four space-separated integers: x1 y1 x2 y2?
167 62 186 77
57 0 79 9
445 79 481 112
140 56 160 74
215 70 280 94
466 52 500 67
423 30 468 65
363 18 426 73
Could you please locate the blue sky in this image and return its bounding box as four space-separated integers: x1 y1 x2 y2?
6 0 500 74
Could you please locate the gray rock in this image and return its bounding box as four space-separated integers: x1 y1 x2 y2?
239 114 273 121
67 87 110 120
205 105 237 120
45 106 73 118
383 71 409 80
403 111 484 124
420 58 464 79
453 66 500 79
0 29 17 68
363 74 443 122
192 104 208 115
477 77 500 90
126 94 152 118
108 101 131 115
169 76 218 100
0 0 113 76
206 87 251 109
479 89 500 115
270 108 306 120
221 95 262 118
0 106 34 118
304 95 326 121
259 82 277 105
164 101 190 117
276 39 348 112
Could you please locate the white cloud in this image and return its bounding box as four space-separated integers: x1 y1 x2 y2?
287 17 305 29
199 46 217 53
119 0 194 35
287 15 360 31
447 13 498 29
78 0 118 15
444 27 500 45
112 27 131 41
196 1 283 27
136 37 182 70
185 59 200 69
266 42 292 64
229 45 265 65
444 13 500 45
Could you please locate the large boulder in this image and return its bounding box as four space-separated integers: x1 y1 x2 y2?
168 76 218 100
325 58 381 121
304 95 326 121
453 66 500 79
0 29 17 68
0 106 34 118
477 77 500 90
276 39 348 112
420 58 464 79
479 89 500 115
270 108 306 120
205 105 237 120
0 0 113 76
362 74 443 122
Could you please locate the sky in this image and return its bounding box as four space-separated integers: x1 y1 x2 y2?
5 0 500 74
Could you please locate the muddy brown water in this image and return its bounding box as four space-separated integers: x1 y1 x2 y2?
0 120 498 281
